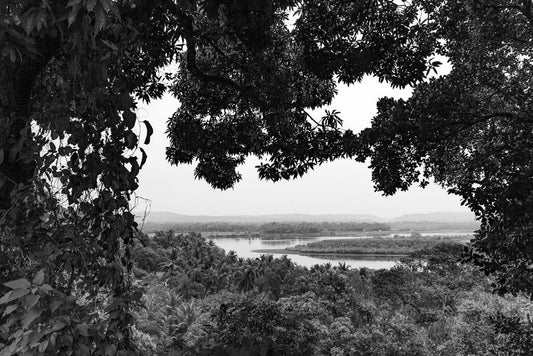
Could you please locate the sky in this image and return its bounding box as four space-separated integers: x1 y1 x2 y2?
135 76 470 218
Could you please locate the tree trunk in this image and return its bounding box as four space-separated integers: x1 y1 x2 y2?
0 34 59 212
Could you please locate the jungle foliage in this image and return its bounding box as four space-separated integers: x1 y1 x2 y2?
356 0 533 297
131 232 533 355
1 0 532 353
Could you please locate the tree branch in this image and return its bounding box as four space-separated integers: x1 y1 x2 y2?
161 0 243 91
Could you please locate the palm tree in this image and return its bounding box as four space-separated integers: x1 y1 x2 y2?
168 299 203 342
237 266 259 292
337 262 348 271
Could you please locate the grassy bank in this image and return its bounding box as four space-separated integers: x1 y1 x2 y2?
285 235 472 255
251 247 407 258
205 230 393 239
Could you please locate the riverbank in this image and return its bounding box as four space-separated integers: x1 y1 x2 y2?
205 230 392 239
205 229 474 240
251 247 407 258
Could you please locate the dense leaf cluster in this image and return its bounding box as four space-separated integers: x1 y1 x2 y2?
166 0 436 188
0 0 182 352
356 1 533 295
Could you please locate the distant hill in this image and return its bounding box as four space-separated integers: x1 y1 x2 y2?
135 211 476 224
135 211 383 224
392 211 476 223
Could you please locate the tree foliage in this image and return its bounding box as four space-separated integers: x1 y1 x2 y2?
132 232 533 355
1 0 532 353
166 0 533 297
1 0 180 353
167 0 437 188
357 0 533 296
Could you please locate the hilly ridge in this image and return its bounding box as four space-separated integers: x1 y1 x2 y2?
136 211 476 224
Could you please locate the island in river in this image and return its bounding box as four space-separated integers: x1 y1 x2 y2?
252 234 473 257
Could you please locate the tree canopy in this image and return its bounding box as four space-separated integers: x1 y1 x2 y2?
167 0 437 188
1 0 532 353
358 1 533 296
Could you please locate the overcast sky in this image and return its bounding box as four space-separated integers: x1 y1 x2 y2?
135 76 469 217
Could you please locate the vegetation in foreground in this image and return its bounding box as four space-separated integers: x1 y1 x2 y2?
287 235 473 256
129 232 533 355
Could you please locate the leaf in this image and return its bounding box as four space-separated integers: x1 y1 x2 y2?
139 148 147 169
39 284 53 293
38 340 48 353
4 279 30 290
123 110 136 129
0 291 12 305
129 158 139 178
77 323 89 337
3 304 17 316
50 320 66 332
94 2 106 33
22 11 36 34
50 300 62 312
3 288 30 303
68 3 82 27
28 330 45 346
22 308 42 328
87 0 97 12
143 120 153 145
23 294 40 309
102 39 119 52
125 132 138 149
33 269 45 286
35 10 47 31
99 0 112 12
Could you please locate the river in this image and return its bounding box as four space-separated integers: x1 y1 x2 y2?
209 231 473 269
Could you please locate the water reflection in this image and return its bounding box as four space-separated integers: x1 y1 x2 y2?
209 232 473 269
261 240 306 246
277 254 397 269
210 236 395 269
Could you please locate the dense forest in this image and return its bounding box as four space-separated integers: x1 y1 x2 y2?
140 222 391 236
129 232 533 355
